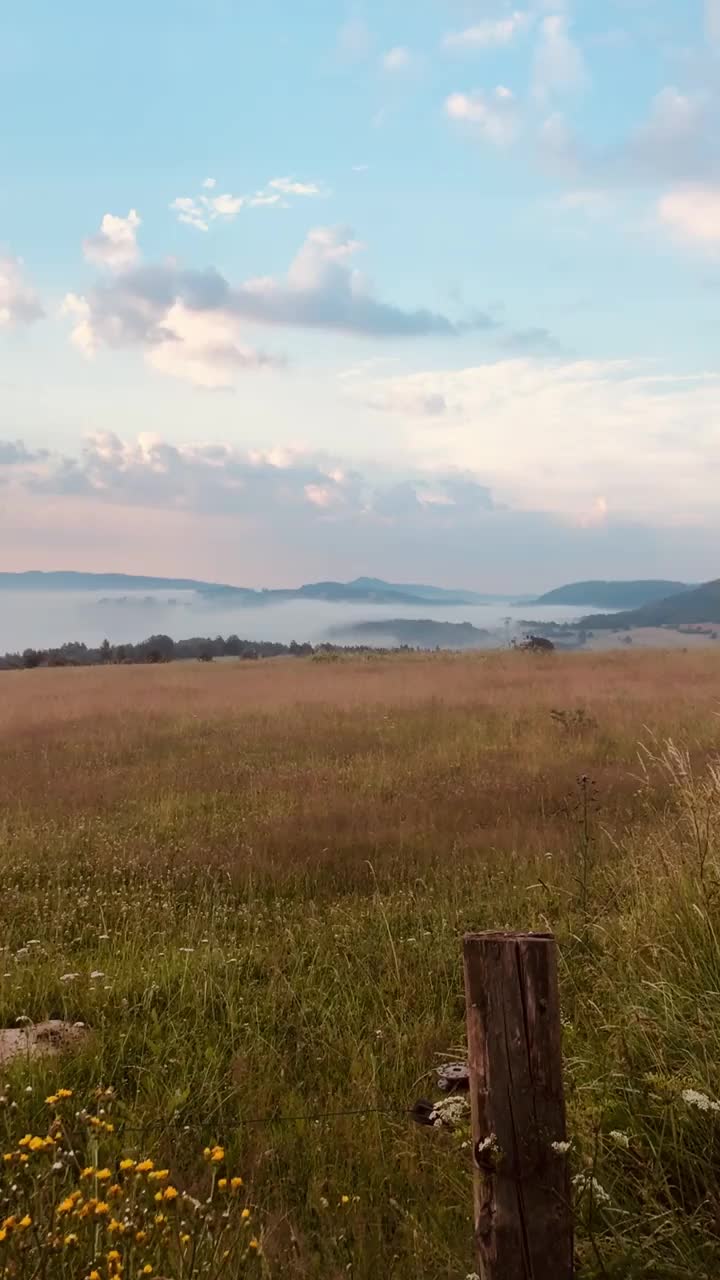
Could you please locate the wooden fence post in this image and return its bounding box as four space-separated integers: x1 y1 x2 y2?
463 931 573 1280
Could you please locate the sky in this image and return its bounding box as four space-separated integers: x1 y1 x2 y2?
2 0 720 592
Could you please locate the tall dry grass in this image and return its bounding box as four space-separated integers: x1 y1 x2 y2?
1 650 720 1277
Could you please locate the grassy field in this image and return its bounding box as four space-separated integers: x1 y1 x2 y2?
2 649 720 1278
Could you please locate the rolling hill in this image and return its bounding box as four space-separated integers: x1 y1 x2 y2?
535 580 693 609
0 571 491 608
581 579 720 629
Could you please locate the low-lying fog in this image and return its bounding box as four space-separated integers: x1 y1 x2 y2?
0 590 588 654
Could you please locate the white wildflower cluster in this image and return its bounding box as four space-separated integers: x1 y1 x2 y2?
609 1130 630 1150
681 1088 720 1114
572 1173 611 1207
429 1095 470 1130
551 1140 572 1155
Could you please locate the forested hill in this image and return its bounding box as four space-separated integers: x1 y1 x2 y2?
535 580 692 609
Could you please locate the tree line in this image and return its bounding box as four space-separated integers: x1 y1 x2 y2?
0 633 415 670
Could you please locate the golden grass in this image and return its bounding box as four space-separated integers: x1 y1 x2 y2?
2 649 720 1278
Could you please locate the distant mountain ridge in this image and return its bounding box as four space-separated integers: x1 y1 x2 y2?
0 571 501 608
581 579 720 629
535 580 693 609
329 618 489 649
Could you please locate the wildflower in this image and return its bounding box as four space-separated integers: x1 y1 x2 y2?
135 1230 147 1244
609 1130 630 1150
230 1176 243 1190
108 1218 123 1234
163 1186 178 1201
60 974 80 983
96 1168 112 1181
142 1268 153 1276
249 1238 259 1250
82 1166 96 1178
57 1088 73 1099
108 1183 122 1197
241 1208 251 1220
90 971 105 980
136 1159 154 1173
204 1145 224 1163
18 1134 33 1147
119 1158 135 1171
89 1271 101 1280
154 1213 166 1226
340 1195 350 1205
2 1216 17 1230
551 1140 572 1155
107 1251 121 1263
18 1215 32 1229
681 1087 720 1114
0 1230 6 1243
180 1234 190 1245
46 1094 59 1106
572 1173 611 1206
148 1169 169 1181
57 1196 76 1215
64 1233 78 1246
218 1178 228 1189
95 1202 110 1216
29 1135 50 1151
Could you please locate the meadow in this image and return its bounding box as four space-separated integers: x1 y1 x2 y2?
2 649 720 1278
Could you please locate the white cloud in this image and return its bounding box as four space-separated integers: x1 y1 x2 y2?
355 359 720 523
443 12 531 50
658 185 720 245
0 255 44 327
83 210 141 270
445 87 518 146
83 211 140 271
172 176 323 230
62 226 462 386
381 45 414 72
533 15 587 100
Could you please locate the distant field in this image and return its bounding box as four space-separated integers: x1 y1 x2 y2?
2 650 720 1277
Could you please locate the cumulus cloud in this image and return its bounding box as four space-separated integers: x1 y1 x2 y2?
443 12 531 50
445 87 518 146
172 176 324 231
62 226 465 384
542 87 720 187
83 210 141 270
658 185 720 245
0 440 46 465
532 15 588 101
0 256 44 327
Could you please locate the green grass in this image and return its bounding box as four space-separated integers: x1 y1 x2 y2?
2 653 720 1277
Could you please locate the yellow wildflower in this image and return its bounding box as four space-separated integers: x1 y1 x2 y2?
135 1230 147 1244
136 1159 154 1174
154 1192 163 1203
108 1184 123 1198
108 1218 123 1234
64 1232 78 1246
119 1158 135 1172
57 1197 75 1215
180 1234 190 1245
95 1202 109 1216
107 1250 120 1263
81 1166 96 1179
89 1271 101 1280
2 1216 17 1230
249 1238 259 1250
241 1208 251 1220
18 1215 32 1229
204 1145 224 1163
163 1186 178 1201
218 1178 228 1189
19 1153 29 1164
231 1176 243 1190
142 1267 153 1276
341 1195 350 1205
154 1213 166 1226
96 1168 112 1181
0 1230 6 1244
3 1153 13 1163
57 1088 73 1099
46 1094 59 1106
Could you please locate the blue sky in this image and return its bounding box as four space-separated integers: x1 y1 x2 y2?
2 0 720 590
